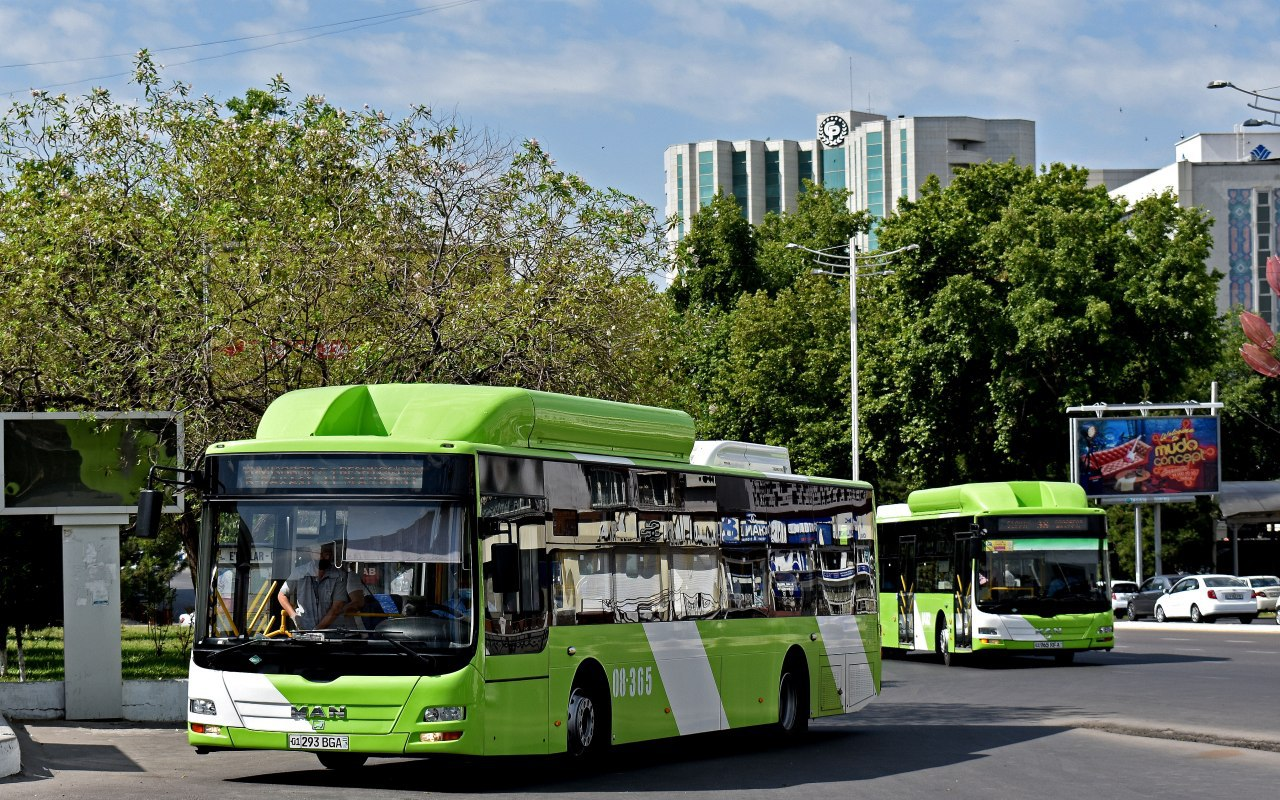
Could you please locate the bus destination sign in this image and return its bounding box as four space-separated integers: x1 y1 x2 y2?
994 516 1091 533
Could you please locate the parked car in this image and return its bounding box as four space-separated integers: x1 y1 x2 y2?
1153 574 1258 624
1240 575 1280 614
1109 580 1139 615
1127 574 1187 620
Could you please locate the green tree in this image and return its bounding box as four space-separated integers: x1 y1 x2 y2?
861 161 1220 499
668 191 760 311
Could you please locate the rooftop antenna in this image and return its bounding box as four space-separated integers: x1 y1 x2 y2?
848 56 854 111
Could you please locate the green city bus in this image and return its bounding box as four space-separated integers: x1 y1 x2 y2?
156 384 881 767
875 481 1114 666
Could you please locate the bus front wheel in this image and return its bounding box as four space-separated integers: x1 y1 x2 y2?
566 683 610 757
316 752 368 770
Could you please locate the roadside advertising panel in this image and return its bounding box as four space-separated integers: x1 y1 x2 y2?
1070 416 1220 501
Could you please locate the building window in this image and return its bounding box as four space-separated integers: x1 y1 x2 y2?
899 127 909 198
867 131 884 220
732 151 748 217
822 148 846 190
1259 189 1273 325
867 131 884 251
765 150 780 215
798 150 813 194
698 150 714 210
676 153 685 240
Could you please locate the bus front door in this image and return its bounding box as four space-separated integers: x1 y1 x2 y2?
897 535 916 646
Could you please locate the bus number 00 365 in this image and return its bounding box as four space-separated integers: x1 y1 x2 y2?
612 666 654 698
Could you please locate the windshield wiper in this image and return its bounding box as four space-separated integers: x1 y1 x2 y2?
366 631 438 670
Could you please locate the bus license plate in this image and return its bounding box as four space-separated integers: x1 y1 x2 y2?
288 734 349 751
1034 641 1063 649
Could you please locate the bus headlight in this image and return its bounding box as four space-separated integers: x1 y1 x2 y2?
977 627 999 637
189 698 217 715
422 706 466 723
1097 625 1114 634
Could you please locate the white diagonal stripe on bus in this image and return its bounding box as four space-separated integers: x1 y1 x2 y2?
642 621 725 735
816 616 874 710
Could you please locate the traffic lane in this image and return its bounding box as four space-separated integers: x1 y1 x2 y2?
8 717 1280 799
880 626 1280 751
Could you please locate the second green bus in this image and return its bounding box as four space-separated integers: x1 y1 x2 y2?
876 481 1114 665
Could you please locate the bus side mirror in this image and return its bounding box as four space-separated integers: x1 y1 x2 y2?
134 489 163 539
490 543 520 594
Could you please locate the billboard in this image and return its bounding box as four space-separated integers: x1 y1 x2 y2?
1070 415 1220 501
0 412 183 515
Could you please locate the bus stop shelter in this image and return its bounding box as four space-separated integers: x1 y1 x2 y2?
1217 481 1280 575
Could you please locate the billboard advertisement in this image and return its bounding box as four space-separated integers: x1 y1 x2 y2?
0 412 183 514
1071 416 1220 501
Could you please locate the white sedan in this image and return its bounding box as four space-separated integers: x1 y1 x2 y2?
1153 575 1258 624
1241 575 1279 614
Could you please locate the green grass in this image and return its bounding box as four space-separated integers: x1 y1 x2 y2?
1 625 192 681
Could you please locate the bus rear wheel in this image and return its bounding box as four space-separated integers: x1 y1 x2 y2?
775 665 808 739
316 752 368 770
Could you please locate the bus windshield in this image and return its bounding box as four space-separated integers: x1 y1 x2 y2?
978 536 1108 613
206 500 474 650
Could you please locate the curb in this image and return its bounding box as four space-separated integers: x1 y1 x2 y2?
0 712 18 778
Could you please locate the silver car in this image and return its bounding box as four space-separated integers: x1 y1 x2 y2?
1109 580 1139 615
1241 575 1280 614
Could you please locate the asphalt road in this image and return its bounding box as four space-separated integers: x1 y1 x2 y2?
4 620 1280 799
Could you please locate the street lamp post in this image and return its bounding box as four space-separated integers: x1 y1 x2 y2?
1208 80 1280 126
786 238 919 482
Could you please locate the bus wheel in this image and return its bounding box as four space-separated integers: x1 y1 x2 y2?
936 615 953 667
775 663 809 739
566 682 609 757
316 752 368 770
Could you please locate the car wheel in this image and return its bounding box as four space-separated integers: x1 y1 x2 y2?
1154 605 1167 623
1190 604 1203 624
1127 602 1139 621
1240 615 1257 625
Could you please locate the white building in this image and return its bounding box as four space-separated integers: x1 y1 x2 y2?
664 111 1035 250
1110 130 1280 324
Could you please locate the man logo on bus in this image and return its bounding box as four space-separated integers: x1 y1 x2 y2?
292 705 347 721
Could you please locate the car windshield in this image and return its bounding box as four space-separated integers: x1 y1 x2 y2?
205 500 474 649
1249 577 1280 587
1113 582 1138 593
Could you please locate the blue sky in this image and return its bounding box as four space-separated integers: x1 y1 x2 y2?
0 0 1275 215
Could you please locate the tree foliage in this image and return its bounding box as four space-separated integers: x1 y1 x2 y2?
0 55 672 438
860 161 1221 499
668 191 760 312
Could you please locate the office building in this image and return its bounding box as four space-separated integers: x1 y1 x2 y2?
664 112 1035 249
1110 131 1280 324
